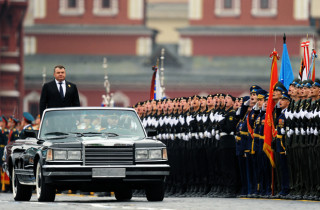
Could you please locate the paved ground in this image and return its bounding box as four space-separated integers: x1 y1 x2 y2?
0 192 319 210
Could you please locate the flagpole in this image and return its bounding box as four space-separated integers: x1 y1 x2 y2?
160 48 165 98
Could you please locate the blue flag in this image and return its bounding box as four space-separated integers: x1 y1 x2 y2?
279 43 294 90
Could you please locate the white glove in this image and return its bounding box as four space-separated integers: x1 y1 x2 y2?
253 102 260 111
295 127 300 135
261 105 266 111
244 99 250 106
236 107 241 115
170 134 174 140
188 132 192 139
301 128 306 135
288 129 294 136
307 128 310 135
211 129 215 136
207 132 212 138
204 131 208 138
195 133 199 139
281 128 286 135
177 133 181 139
310 127 314 134
199 132 204 139
314 129 318 136
215 133 220 140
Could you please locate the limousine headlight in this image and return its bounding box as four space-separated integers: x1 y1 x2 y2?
67 151 81 160
54 150 67 160
135 148 168 161
46 149 81 161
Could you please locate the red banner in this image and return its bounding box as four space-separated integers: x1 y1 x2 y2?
263 51 279 168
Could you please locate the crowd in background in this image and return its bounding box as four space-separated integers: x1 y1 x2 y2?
133 78 320 200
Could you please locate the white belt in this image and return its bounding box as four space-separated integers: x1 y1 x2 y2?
220 132 234 137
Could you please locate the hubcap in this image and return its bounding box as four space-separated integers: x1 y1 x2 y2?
12 168 17 197
36 163 41 198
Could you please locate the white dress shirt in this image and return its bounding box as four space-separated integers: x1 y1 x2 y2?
55 79 66 97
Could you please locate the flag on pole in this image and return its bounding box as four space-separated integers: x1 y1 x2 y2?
279 35 294 90
308 49 317 81
154 67 161 99
298 58 305 81
263 50 279 168
150 66 157 100
300 41 310 81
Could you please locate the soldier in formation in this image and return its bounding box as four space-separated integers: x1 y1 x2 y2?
134 79 320 200
0 112 37 192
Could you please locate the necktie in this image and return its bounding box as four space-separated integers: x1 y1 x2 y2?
59 82 64 98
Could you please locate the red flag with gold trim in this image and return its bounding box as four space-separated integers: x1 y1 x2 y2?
263 50 279 168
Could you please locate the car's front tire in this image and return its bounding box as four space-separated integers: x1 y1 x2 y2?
115 186 132 201
36 162 56 202
12 167 32 201
145 182 164 201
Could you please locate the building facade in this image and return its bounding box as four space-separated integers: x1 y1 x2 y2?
178 0 316 57
0 0 28 119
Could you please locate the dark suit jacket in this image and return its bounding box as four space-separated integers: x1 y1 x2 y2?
39 80 80 118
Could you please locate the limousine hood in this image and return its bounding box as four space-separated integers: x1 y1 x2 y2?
43 136 165 148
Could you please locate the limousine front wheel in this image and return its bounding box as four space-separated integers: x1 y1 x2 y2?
36 162 56 202
12 167 32 201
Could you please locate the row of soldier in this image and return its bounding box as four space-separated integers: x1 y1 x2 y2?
133 79 320 200
0 112 39 191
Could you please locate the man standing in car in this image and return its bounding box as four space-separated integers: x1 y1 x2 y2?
39 65 80 119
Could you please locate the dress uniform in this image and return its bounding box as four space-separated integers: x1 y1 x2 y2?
258 93 272 197
8 116 20 144
217 94 239 197
274 92 291 196
241 85 262 197
19 112 35 139
0 115 10 191
235 96 250 196
253 89 271 197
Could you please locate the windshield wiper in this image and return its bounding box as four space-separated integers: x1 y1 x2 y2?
44 132 69 136
102 132 119 137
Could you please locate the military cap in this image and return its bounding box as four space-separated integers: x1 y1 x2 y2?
13 118 19 125
303 79 313 88
250 85 262 93
313 78 320 87
290 78 301 87
226 94 236 101
192 95 200 99
219 93 226 97
281 91 291 101
23 112 35 123
207 94 214 98
200 96 207 100
273 81 287 92
2 115 8 125
265 93 269 100
8 116 15 123
257 89 268 99
180 97 188 100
